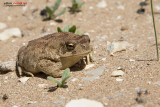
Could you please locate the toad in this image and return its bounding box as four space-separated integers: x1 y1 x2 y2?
16 32 92 77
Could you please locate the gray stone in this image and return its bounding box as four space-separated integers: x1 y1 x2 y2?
83 66 105 81
0 61 15 72
107 41 131 55
0 28 22 41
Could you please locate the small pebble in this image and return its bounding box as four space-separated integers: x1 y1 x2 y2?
111 70 124 77
129 59 135 62
38 84 48 88
71 78 78 82
97 0 107 8
117 5 124 10
89 6 93 10
18 77 30 84
50 22 57 26
27 101 37 104
116 78 123 82
85 64 95 70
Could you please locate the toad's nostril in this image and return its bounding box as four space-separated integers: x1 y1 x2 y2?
81 44 86 48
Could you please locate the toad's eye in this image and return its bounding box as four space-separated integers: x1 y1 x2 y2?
66 43 75 50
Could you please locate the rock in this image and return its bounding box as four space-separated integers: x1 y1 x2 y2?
71 78 78 82
97 0 107 8
107 41 131 55
117 5 125 10
18 77 30 84
38 84 48 88
129 59 135 62
89 6 93 10
111 70 124 77
83 66 105 81
27 101 37 104
85 64 95 70
0 28 22 41
65 99 104 107
0 61 15 72
0 22 7 30
116 78 123 82
50 22 57 26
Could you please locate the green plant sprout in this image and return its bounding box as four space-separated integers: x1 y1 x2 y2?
57 25 83 35
47 68 71 88
150 0 159 61
44 0 66 20
70 0 85 13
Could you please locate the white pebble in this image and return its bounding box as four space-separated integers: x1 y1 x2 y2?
18 77 30 84
116 78 123 82
4 76 8 79
85 64 95 70
22 43 26 46
97 0 107 8
71 78 78 82
50 22 57 26
117 16 121 20
11 39 16 43
38 84 48 88
111 70 124 77
117 5 124 10
129 59 135 62
65 99 104 107
89 6 93 10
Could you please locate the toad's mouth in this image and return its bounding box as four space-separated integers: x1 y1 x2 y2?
60 50 91 58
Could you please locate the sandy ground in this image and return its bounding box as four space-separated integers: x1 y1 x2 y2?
0 0 160 107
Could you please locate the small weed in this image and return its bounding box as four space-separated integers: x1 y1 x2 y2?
150 0 159 61
47 68 70 88
40 0 66 21
69 0 85 13
57 25 83 35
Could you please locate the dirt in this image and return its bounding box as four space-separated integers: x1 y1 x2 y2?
0 0 160 107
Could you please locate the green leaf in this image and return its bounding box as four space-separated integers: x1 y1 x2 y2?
69 25 76 33
71 0 76 4
53 0 62 12
46 6 53 17
47 76 62 87
61 68 70 85
57 27 62 32
63 25 70 32
78 2 85 9
76 30 83 35
55 8 66 17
